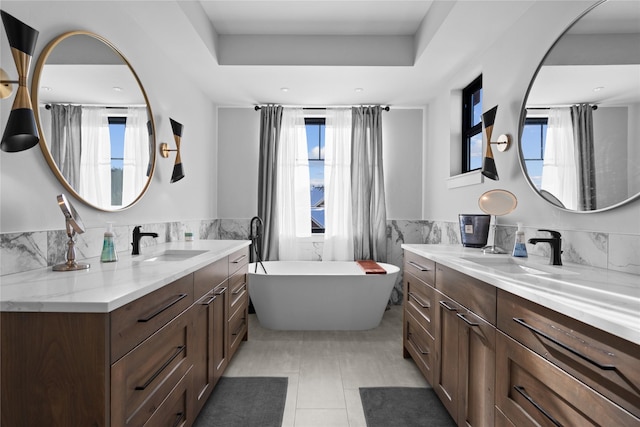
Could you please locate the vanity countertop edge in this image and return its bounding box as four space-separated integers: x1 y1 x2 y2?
0 240 250 313
402 244 640 346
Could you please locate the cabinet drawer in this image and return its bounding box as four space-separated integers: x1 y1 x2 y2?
111 307 192 427
498 289 640 418
496 332 639 427
143 367 192 427
404 272 435 337
194 258 227 299
111 274 194 362
404 310 435 385
404 251 435 286
229 304 248 358
228 247 249 275
435 263 496 325
229 268 248 314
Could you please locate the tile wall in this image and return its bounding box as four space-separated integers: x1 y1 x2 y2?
2 218 638 305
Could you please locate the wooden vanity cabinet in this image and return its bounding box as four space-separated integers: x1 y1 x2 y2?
402 251 436 384
227 247 249 359
192 258 227 414
433 264 496 427
0 245 250 427
497 289 640 424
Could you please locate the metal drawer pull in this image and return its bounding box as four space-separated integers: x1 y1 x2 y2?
231 254 247 264
215 286 227 296
408 292 430 308
138 294 188 323
513 318 615 371
408 261 431 271
201 294 216 305
408 333 429 355
457 313 479 327
135 345 186 391
513 386 562 427
231 319 246 336
232 283 247 295
439 300 457 311
171 412 185 427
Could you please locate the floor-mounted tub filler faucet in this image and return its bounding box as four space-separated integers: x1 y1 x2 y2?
528 229 563 266
131 225 159 255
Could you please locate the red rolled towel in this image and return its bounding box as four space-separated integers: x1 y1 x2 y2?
356 260 387 274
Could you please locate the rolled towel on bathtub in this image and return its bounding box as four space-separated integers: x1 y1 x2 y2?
356 260 387 274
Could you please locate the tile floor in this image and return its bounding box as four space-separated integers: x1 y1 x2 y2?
224 305 429 427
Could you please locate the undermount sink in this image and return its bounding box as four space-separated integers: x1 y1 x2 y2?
137 250 208 262
461 256 579 276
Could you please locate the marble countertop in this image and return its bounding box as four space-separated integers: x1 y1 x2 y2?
402 244 640 346
0 240 250 313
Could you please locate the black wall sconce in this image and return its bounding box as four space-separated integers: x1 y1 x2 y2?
159 118 185 183
0 10 39 152
481 105 511 181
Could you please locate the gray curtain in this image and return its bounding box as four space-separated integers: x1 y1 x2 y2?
257 105 283 261
571 104 596 210
51 104 82 189
351 106 387 262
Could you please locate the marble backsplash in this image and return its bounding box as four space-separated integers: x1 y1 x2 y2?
2 218 638 304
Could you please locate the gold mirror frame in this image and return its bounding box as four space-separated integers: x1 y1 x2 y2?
32 30 156 211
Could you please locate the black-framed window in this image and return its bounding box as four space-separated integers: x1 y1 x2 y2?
462 75 483 173
108 116 126 206
521 117 548 189
305 117 325 233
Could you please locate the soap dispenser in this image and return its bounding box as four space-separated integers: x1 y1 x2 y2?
512 223 528 258
100 222 118 263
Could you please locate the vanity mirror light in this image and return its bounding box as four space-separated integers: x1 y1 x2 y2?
32 31 156 211
520 0 640 212
478 189 517 254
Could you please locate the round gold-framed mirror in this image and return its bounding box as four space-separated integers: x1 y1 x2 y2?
32 31 156 211
519 0 640 213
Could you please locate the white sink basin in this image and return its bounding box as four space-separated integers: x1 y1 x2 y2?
461 257 579 276
137 250 208 263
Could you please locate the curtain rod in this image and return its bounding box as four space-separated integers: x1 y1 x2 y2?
43 103 146 110
254 105 390 111
527 104 598 110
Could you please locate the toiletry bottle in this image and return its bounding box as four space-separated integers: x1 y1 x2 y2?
512 223 528 257
100 223 118 262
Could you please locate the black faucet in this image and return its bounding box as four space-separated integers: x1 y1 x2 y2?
528 229 563 266
131 226 159 255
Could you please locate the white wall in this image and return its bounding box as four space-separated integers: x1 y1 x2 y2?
0 1 217 233
216 107 424 220
423 0 640 234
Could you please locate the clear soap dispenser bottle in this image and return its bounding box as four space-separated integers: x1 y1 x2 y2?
512 222 528 257
100 222 118 262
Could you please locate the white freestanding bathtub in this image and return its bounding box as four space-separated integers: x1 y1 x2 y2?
248 261 400 330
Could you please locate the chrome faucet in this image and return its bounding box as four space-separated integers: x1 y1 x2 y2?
131 226 158 255
528 229 562 266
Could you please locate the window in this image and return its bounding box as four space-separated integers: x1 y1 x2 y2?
305 117 325 233
521 117 548 189
462 75 483 173
108 116 126 206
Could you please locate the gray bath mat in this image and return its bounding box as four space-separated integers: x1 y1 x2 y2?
193 376 287 427
359 387 455 427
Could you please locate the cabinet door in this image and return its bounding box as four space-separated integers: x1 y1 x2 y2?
192 291 216 413
457 309 495 427
213 281 229 385
434 290 462 420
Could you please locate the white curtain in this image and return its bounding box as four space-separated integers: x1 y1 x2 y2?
277 108 312 260
542 108 578 210
121 107 150 207
79 107 112 207
322 108 353 261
